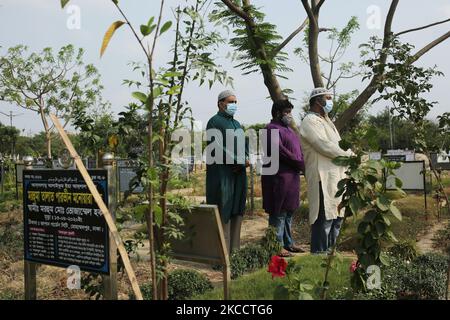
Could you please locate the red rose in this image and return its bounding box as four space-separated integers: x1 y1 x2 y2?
350 260 359 273
268 255 288 279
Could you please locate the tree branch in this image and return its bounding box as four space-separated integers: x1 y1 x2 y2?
334 0 399 132
301 0 316 28
410 30 450 64
113 2 150 59
319 27 333 33
315 0 325 14
271 17 308 57
395 18 450 37
221 0 252 24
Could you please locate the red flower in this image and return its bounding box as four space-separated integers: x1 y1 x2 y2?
268 255 288 279
350 260 359 273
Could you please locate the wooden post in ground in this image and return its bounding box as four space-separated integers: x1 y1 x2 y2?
102 153 118 300
49 114 143 300
214 207 231 300
250 163 254 216
23 156 37 300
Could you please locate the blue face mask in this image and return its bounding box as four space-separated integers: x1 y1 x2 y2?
322 99 333 114
225 103 237 116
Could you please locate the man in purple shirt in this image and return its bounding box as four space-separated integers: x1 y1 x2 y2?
261 100 305 257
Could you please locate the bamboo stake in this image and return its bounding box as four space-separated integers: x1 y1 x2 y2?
49 113 143 300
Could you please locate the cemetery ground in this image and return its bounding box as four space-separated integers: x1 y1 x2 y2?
0 169 449 300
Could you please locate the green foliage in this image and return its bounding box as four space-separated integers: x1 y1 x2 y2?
352 253 448 300
273 260 314 300
196 255 352 300
210 1 292 77
359 110 448 152
296 16 361 91
387 240 419 262
214 226 281 279
0 218 23 259
0 289 21 300
261 226 282 258
168 269 213 300
80 273 103 300
361 35 444 152
332 130 406 293
0 123 20 156
72 112 115 157
230 243 270 279
135 269 213 300
0 44 109 157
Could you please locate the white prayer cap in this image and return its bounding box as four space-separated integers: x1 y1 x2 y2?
309 87 333 101
218 90 236 101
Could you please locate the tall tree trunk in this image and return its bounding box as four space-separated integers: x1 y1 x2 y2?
46 131 52 160
38 99 52 160
308 8 323 87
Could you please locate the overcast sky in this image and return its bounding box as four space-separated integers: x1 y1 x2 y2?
0 0 449 135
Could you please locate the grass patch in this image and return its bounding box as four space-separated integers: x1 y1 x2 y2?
192 254 352 300
338 193 434 252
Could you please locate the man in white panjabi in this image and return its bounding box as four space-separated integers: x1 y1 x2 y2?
299 88 353 254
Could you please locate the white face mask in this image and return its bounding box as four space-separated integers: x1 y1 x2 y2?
322 99 333 114
281 114 293 126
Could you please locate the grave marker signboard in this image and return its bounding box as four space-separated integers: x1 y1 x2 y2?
169 205 231 300
385 161 427 211
117 159 143 193
385 149 415 162
385 161 425 191
23 169 109 274
430 152 450 171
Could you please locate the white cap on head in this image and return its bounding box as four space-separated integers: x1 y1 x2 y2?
309 87 332 101
218 90 236 101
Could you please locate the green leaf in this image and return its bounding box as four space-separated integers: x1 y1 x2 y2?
349 196 362 215
389 203 402 221
167 85 181 95
132 91 148 103
154 205 162 227
332 156 351 166
273 285 289 300
357 222 369 235
152 86 163 99
300 283 314 291
163 71 183 78
365 174 378 185
367 160 382 170
140 25 151 36
100 21 126 57
382 214 391 226
375 221 386 236
339 139 352 151
337 179 348 191
298 292 314 300
147 17 155 27
363 210 378 222
159 21 173 35
379 252 390 266
395 177 403 188
386 230 398 242
376 194 390 211
61 0 71 8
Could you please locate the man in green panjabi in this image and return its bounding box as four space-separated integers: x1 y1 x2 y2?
206 90 249 254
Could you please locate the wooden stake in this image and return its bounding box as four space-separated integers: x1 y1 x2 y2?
214 207 231 300
49 113 143 300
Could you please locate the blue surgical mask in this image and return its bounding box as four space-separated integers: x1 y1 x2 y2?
322 99 333 114
225 103 237 116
